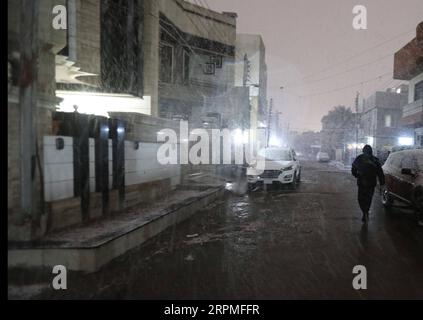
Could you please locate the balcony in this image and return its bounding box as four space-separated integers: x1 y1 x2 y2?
402 98 423 127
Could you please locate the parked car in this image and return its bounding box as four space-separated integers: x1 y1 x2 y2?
381 149 423 219
316 151 330 162
247 147 301 190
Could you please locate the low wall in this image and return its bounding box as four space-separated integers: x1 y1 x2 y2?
37 114 182 235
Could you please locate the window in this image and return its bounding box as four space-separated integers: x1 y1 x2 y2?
415 80 423 101
384 114 392 127
183 51 190 84
159 44 173 83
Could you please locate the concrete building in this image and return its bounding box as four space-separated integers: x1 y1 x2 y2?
8 0 249 242
53 0 243 126
234 34 268 148
150 1 249 130
393 21 423 147
359 87 409 151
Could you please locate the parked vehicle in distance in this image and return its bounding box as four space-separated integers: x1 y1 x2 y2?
316 151 330 162
381 149 423 222
247 147 301 190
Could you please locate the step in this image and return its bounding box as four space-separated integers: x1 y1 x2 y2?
8 186 224 273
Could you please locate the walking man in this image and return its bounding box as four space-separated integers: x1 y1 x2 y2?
351 145 385 223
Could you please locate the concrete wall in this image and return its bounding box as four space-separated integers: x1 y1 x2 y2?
143 0 161 117
43 136 74 202
235 34 268 114
198 86 250 130
8 0 68 241
74 0 101 85
157 0 236 46
144 0 237 120
33 113 182 235
125 141 181 187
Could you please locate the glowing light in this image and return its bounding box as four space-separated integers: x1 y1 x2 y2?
347 143 365 150
398 136 414 146
269 136 282 147
233 129 249 145
56 91 151 117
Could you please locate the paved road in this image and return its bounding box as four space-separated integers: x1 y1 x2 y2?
10 161 423 299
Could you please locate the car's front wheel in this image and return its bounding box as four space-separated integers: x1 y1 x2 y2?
381 188 394 209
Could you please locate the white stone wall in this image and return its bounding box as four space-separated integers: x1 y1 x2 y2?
124 141 181 187
43 136 74 202
43 136 180 202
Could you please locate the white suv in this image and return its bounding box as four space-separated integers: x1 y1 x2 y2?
247 147 301 189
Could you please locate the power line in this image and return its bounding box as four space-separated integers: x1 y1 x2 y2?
283 28 414 87
294 72 392 99
287 52 394 88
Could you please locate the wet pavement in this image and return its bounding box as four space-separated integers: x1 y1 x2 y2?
9 161 423 299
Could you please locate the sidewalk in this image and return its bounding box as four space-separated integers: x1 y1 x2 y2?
8 184 225 273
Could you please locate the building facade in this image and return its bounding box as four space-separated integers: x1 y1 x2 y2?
393 21 423 146
359 87 409 151
151 0 247 130
234 34 268 147
8 0 250 241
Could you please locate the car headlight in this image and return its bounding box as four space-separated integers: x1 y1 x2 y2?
282 166 293 171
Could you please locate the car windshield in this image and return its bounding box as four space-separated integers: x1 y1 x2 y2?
259 149 292 161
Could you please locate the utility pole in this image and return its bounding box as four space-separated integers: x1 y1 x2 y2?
266 98 273 147
242 54 250 87
19 0 39 217
355 91 360 158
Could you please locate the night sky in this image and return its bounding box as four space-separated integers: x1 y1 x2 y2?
203 0 423 132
